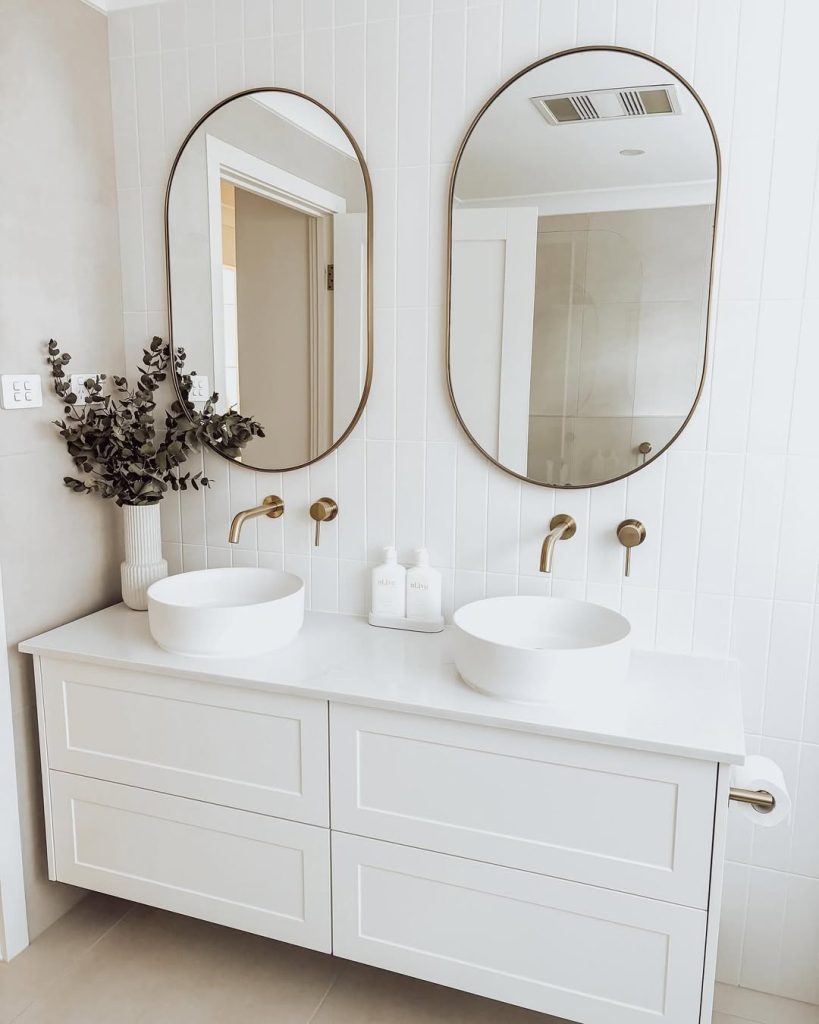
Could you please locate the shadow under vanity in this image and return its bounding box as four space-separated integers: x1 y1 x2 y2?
23 45 786 1024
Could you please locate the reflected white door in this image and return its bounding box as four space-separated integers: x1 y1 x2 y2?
450 208 538 474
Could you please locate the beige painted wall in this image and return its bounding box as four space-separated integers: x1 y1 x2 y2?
0 0 124 940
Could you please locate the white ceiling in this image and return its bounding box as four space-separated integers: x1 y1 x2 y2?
252 94 356 158
454 49 718 212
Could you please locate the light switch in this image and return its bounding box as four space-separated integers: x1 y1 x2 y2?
188 375 210 402
70 373 102 406
1 374 43 410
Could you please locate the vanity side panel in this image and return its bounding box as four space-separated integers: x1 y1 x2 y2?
330 704 716 907
699 762 731 1024
32 657 56 882
40 658 329 826
332 832 706 1024
50 771 332 952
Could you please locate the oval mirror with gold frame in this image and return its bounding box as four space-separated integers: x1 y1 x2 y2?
446 47 720 489
165 88 372 473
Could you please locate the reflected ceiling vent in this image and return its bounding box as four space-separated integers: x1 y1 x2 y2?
531 84 679 125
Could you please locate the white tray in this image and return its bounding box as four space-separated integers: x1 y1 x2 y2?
368 612 445 634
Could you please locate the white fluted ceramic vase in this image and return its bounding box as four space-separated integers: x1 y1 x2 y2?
121 503 168 611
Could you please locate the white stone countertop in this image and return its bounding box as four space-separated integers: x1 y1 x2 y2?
20 603 745 764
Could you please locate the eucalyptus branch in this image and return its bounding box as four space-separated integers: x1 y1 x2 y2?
46 337 265 507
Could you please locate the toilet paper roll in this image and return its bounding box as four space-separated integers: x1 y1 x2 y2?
730 755 791 828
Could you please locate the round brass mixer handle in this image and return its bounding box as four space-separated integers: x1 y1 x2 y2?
616 519 646 577
309 498 339 547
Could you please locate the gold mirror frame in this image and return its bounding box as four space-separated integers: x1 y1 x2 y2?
445 46 721 489
164 87 374 474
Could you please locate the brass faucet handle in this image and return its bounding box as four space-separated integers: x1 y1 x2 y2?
261 495 285 519
636 440 653 466
309 497 338 547
616 518 646 577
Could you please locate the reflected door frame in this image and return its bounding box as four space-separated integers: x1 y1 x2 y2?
205 136 347 457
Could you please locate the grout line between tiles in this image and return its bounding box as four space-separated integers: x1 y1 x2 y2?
304 960 353 1024
724 857 819 887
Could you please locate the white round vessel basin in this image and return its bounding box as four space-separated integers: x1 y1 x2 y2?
452 596 631 702
147 567 304 657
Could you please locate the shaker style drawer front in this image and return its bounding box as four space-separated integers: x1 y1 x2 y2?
50 772 332 952
332 833 706 1024
40 658 329 825
330 704 716 907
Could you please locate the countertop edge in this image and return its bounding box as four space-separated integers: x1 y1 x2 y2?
19 635 746 765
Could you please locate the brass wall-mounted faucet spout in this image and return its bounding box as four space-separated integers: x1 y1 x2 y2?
228 495 284 544
539 514 576 573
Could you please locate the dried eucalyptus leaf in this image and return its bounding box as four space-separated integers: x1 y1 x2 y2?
46 337 263 506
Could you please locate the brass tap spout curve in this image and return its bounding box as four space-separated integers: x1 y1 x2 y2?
228 495 284 544
539 514 577 574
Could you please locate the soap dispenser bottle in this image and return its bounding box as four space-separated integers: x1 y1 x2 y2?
406 548 442 622
371 547 406 617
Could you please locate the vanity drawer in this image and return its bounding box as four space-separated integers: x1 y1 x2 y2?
40 658 329 825
49 771 332 952
330 704 716 907
332 832 706 1024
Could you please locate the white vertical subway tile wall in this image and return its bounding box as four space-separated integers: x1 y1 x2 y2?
108 0 819 1004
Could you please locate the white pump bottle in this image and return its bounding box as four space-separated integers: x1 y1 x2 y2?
405 548 442 621
371 547 406 617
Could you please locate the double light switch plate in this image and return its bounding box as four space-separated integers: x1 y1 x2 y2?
187 375 210 402
1 374 42 409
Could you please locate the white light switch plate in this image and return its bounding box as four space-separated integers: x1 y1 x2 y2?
1 374 42 409
70 373 102 406
188 375 210 402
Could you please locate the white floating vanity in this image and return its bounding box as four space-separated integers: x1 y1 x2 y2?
21 605 745 1024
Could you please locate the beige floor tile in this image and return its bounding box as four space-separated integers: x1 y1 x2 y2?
0 893 131 1024
11 904 340 1024
13 900 795 1024
714 983 819 1024
311 962 565 1024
